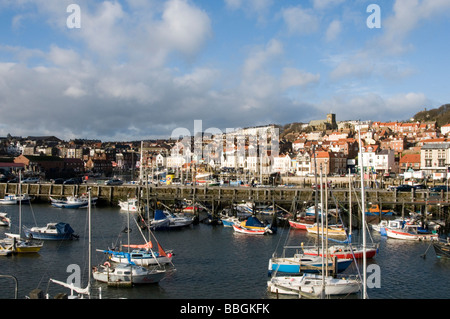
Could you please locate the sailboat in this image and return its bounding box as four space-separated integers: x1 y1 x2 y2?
99 201 174 266
93 195 169 286
267 154 363 298
267 273 360 297
2 173 43 254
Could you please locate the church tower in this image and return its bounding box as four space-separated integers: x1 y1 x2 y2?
327 113 337 129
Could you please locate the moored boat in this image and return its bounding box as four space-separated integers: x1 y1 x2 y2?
150 209 194 230
0 212 11 227
306 223 347 236
385 224 438 241
267 273 360 297
92 262 167 286
23 222 79 241
50 195 97 209
288 216 315 230
232 223 268 235
432 238 450 259
302 243 378 259
268 254 353 275
118 197 139 212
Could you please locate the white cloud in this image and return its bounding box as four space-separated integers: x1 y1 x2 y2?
325 19 342 42
242 38 283 77
380 0 450 54
280 68 320 89
281 6 320 35
312 0 345 10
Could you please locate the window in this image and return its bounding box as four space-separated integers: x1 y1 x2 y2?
425 159 432 167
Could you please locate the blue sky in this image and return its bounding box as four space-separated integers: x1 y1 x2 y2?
0 0 449 141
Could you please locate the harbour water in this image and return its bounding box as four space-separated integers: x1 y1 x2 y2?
1 201 450 301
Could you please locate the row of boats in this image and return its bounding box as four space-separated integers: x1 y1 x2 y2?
0 191 181 298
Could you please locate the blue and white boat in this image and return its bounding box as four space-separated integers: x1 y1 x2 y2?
150 210 193 230
99 243 174 266
268 254 353 275
50 195 97 209
23 222 78 240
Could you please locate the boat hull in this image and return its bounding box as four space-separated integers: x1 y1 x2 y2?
433 242 450 259
23 231 75 241
386 229 438 241
92 264 166 284
232 224 268 235
289 220 313 230
269 257 353 274
267 274 360 296
302 245 378 259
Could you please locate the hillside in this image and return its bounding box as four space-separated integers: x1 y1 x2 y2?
413 104 450 127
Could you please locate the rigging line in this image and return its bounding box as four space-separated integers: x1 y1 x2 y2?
328 189 363 284
130 212 162 267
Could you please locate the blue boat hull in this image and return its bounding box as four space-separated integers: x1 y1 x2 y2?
270 259 353 274
24 231 75 241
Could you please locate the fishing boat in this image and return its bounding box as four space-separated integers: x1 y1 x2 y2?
0 194 33 205
150 209 194 230
23 222 79 241
432 238 450 259
0 195 17 205
306 223 347 236
268 254 353 275
0 212 11 226
1 236 43 253
385 224 438 241
118 197 139 212
50 194 97 209
267 273 360 297
288 216 315 230
14 193 33 204
232 224 268 235
232 216 274 235
372 218 407 235
221 216 240 227
235 202 255 215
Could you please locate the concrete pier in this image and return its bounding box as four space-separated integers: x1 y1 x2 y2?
1 182 448 208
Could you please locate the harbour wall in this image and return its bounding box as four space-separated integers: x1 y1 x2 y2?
1 182 448 209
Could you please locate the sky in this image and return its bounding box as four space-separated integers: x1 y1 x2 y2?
0 0 450 141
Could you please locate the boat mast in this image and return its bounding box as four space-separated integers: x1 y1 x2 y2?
87 188 92 297
18 171 22 238
358 123 367 299
320 165 325 298
313 145 319 255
